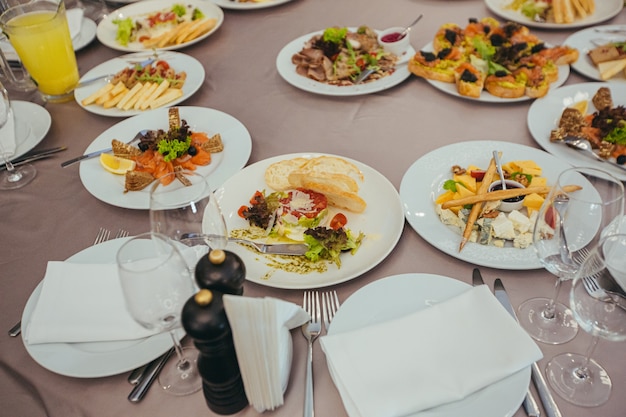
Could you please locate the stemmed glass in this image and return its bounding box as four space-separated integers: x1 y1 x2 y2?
518 167 624 344
150 170 228 251
116 232 201 396
546 233 626 407
0 82 36 189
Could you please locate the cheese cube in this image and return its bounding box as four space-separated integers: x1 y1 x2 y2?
523 193 545 213
511 160 542 177
508 210 531 233
492 213 516 240
435 190 455 205
529 176 547 187
453 173 477 193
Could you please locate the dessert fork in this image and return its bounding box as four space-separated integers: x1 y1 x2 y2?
301 291 321 417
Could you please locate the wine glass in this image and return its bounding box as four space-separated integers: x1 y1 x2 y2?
150 170 228 251
546 232 626 407
116 232 201 396
0 82 36 189
518 167 624 344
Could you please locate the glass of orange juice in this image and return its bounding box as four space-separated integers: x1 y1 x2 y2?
0 0 79 102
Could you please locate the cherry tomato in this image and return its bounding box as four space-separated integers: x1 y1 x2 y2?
156 60 170 70
355 58 365 69
238 205 248 218
470 170 486 180
138 35 150 42
330 213 348 230
250 191 264 205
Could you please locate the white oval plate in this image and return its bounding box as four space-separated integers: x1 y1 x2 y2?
212 152 405 289
276 28 414 96
74 51 204 117
79 106 252 209
485 0 623 30
21 237 184 378
329 273 530 417
97 0 224 52
419 42 570 103
564 25 626 82
400 140 576 270
211 0 293 10
8 101 52 162
528 82 626 181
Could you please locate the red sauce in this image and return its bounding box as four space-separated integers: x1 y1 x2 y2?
381 32 405 43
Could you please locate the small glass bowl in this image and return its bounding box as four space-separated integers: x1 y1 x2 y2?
488 180 526 212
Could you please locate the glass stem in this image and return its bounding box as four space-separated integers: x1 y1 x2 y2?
543 278 563 320
169 330 191 372
574 335 600 381
2 155 22 183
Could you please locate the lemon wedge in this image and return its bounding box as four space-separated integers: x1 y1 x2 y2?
570 100 588 115
99 153 136 175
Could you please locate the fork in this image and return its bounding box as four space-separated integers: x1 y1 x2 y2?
301 291 322 417
115 229 130 239
321 291 340 332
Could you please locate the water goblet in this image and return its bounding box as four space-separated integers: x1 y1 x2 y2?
116 232 201 396
545 233 626 407
0 82 36 189
518 167 624 344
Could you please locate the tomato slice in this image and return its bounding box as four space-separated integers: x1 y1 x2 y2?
249 191 264 205
237 205 248 218
330 213 347 230
470 170 486 180
280 189 328 219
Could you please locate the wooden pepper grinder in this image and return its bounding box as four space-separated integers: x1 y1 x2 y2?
181 249 248 414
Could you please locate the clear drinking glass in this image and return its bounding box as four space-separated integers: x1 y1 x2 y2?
116 232 201 396
150 171 228 250
546 233 626 407
518 167 624 344
0 81 36 189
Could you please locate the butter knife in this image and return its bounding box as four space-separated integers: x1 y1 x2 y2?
128 347 174 403
473 270 541 417
494 279 562 417
0 146 67 171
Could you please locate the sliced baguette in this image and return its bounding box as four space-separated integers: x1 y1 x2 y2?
264 157 308 190
300 181 367 213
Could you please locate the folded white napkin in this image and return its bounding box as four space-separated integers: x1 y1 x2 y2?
0 107 16 156
25 261 159 345
320 285 543 417
66 8 84 40
223 295 309 413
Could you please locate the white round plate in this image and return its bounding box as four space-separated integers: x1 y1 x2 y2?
97 0 224 52
485 0 623 29
564 25 626 82
328 273 530 417
73 18 97 51
213 152 405 289
211 0 293 10
419 42 570 103
276 28 414 96
400 140 575 270
8 101 52 162
21 237 183 378
79 106 252 209
74 51 205 117
528 82 626 181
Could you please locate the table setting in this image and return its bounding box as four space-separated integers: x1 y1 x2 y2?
2 0 626 417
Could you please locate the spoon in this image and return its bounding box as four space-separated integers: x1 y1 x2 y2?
399 14 423 39
492 150 507 190
564 136 626 171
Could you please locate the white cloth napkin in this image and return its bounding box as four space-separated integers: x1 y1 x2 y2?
25 261 159 345
223 295 309 413
66 8 84 40
0 107 16 156
320 285 543 417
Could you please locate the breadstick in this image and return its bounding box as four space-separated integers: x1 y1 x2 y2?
441 184 583 209
459 156 497 252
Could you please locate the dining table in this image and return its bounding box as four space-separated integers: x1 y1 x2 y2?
2 0 626 416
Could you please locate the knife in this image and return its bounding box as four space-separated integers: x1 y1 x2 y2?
494 279 562 417
61 130 149 168
0 146 67 171
473 270 541 417
128 347 174 403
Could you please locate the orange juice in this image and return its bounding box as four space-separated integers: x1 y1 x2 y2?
2 2 78 100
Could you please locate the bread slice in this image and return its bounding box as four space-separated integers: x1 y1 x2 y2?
292 156 363 183
598 59 626 80
301 181 367 213
264 157 308 190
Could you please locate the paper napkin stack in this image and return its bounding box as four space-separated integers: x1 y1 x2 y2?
320 285 543 417
223 295 309 413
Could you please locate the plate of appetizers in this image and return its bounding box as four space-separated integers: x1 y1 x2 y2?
211 0 293 10
78 106 251 209
528 82 626 181
276 26 414 96
564 25 626 82
212 152 404 289
328 273 531 417
74 52 204 117
21 237 185 378
96 0 224 52
485 0 623 29
400 140 577 270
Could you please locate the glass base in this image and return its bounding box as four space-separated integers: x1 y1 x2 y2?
517 297 578 344
42 90 74 104
546 353 612 407
158 347 202 396
0 164 36 190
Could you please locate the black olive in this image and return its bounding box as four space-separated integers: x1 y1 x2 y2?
460 69 478 83
617 155 626 165
490 34 504 47
469 17 478 23
513 42 527 52
531 43 546 54
483 25 491 34
138 142 149 152
422 51 437 62
437 48 451 60
187 145 197 156
494 70 508 77
444 29 457 45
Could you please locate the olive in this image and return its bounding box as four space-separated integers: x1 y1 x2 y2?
138 142 150 152
187 145 197 156
617 155 626 165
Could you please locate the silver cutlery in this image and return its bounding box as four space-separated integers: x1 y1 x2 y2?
494 279 563 417
563 136 626 172
60 129 150 168
0 146 67 171
594 27 626 34
321 290 340 332
472 270 541 417
75 57 155 90
128 347 174 402
301 291 322 417
180 232 309 256
354 68 375 84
